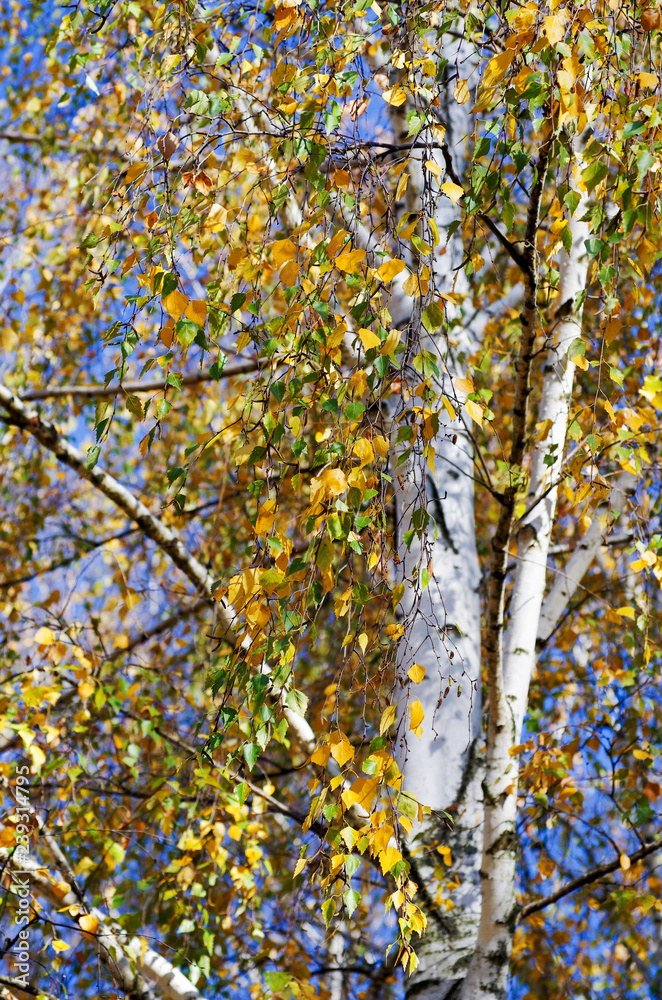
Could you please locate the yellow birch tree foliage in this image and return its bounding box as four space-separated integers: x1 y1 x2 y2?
0 0 662 998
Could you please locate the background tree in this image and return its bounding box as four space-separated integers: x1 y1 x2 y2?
0 1 661 1000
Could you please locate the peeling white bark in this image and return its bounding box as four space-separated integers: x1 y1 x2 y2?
461 171 591 1000
390 33 485 1000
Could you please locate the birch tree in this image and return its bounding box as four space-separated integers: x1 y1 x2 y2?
1 1 661 999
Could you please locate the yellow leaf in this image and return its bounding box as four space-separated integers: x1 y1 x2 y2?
441 182 464 205
255 499 276 534
380 329 401 356
79 913 100 935
382 87 407 106
78 680 94 700
280 259 300 286
326 228 349 259
464 399 484 426
2 329 18 350
330 739 355 767
358 328 381 350
234 443 254 466
620 853 631 872
535 418 553 442
380 704 397 736
408 663 426 683
638 71 659 88
320 468 348 496
511 2 537 29
245 600 270 630
482 49 515 90
453 376 474 394
29 744 46 768
437 844 452 864
409 700 424 736
341 826 359 849
402 271 421 296
453 79 470 104
425 159 443 178
185 300 207 325
373 435 390 459
442 397 456 420
336 248 366 274
379 845 402 873
123 161 148 186
633 748 651 760
162 289 189 321
272 239 297 267
310 744 331 766
544 13 567 45
605 317 622 346
231 147 256 173
376 258 406 282
206 203 228 232
34 627 55 646
395 171 409 201
293 858 306 877
616 606 635 619
353 438 374 468
52 939 69 953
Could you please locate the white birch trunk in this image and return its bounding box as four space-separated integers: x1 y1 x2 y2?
460 176 590 1000
392 35 484 999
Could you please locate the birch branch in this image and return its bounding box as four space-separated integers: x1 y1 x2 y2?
536 470 638 643
518 834 662 920
0 383 216 598
0 383 316 751
1 850 160 1000
18 360 259 402
0 976 59 1000
25 853 204 1000
6 786 205 1000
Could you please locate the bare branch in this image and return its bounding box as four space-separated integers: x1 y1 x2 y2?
19 360 259 402
519 835 662 920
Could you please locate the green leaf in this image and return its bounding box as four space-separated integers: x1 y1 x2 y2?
184 89 210 115
125 394 143 419
243 742 260 772
175 319 199 347
322 898 336 926
265 972 291 993
344 887 360 916
344 400 365 420
581 160 609 193
286 688 309 718
86 445 101 471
